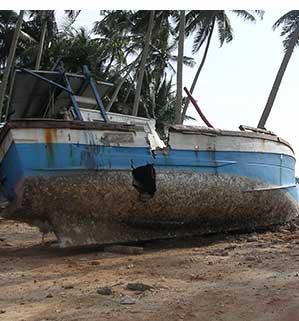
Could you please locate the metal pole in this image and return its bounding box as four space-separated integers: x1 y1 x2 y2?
57 62 83 121
20 68 73 94
83 65 109 122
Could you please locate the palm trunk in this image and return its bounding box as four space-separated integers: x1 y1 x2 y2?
132 10 155 116
104 52 115 75
35 10 48 70
258 23 299 128
0 10 24 118
180 17 215 124
175 10 186 124
106 54 142 112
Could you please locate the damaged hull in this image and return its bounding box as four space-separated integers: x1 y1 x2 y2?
0 120 298 247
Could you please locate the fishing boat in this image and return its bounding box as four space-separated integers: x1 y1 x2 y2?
0 63 298 247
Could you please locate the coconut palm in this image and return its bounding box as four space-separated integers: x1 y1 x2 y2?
93 11 136 75
94 10 188 117
0 10 25 118
258 10 299 128
181 10 263 123
26 10 80 70
175 10 185 124
0 10 36 71
132 10 155 116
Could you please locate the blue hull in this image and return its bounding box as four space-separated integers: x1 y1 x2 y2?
1 139 298 246
1 141 298 202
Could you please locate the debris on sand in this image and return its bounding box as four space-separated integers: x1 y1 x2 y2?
120 296 137 305
97 286 113 295
126 282 153 292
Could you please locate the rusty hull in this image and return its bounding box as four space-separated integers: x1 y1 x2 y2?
2 170 298 247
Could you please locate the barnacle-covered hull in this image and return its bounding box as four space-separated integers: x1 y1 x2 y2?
0 119 298 247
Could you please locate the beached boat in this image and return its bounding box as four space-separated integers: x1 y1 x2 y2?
0 64 298 247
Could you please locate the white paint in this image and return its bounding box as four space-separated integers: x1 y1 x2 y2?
80 108 166 150
169 131 294 157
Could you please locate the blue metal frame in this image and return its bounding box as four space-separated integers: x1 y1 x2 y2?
20 68 73 95
20 61 109 123
57 62 83 121
83 65 109 122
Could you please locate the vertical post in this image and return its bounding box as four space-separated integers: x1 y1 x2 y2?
83 65 109 122
57 62 83 121
175 10 185 124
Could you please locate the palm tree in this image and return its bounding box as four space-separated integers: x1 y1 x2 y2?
175 10 185 124
0 10 24 118
95 11 187 117
0 11 19 71
180 10 263 123
93 11 136 74
0 10 36 71
106 53 142 111
132 10 155 116
258 10 299 128
35 11 51 69
27 10 80 70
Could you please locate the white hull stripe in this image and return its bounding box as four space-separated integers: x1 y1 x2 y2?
0 127 295 163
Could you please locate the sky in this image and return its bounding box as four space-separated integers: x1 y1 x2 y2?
62 9 299 171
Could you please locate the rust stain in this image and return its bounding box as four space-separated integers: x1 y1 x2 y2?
45 128 57 144
44 128 57 166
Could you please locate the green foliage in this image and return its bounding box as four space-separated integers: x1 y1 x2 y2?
184 10 263 54
273 10 299 50
0 9 264 129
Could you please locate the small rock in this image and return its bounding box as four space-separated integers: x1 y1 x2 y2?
246 232 258 241
126 282 153 292
224 244 237 250
212 250 229 257
190 274 206 281
244 256 256 262
63 285 74 289
46 293 53 298
96 286 113 295
120 296 137 305
0 309 6 314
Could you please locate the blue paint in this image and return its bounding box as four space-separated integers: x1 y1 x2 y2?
83 65 109 122
0 142 297 203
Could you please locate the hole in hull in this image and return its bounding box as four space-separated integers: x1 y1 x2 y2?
132 164 156 201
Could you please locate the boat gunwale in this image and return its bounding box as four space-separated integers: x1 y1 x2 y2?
0 119 143 146
169 125 294 154
0 119 295 156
